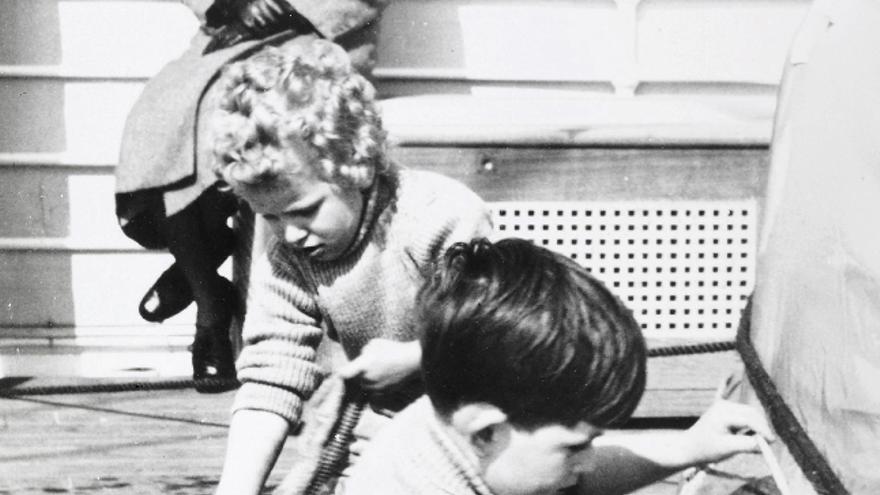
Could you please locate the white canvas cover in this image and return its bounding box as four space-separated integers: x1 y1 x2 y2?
747 0 880 492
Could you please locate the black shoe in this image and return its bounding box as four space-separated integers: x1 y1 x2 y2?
192 325 239 393
138 264 194 322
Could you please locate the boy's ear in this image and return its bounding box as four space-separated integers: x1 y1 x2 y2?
450 403 509 455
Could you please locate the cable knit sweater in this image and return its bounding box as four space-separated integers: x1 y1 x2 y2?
232 169 492 424
338 396 496 495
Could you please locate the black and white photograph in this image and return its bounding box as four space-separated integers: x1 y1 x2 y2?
1 0 877 493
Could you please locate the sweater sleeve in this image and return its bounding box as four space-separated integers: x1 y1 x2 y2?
232 239 327 426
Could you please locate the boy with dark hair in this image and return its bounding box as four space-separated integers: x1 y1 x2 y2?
340 238 773 495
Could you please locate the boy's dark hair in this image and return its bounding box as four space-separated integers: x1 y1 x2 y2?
418 238 647 428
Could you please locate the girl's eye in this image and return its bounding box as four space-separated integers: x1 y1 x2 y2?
288 203 321 218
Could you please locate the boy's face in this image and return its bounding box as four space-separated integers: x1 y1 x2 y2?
237 142 365 261
481 421 603 495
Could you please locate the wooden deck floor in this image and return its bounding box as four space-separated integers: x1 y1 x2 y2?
0 350 775 495
0 386 268 494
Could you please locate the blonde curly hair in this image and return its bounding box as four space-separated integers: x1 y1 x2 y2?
212 37 387 190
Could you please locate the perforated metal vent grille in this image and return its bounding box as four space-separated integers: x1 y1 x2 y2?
491 200 756 335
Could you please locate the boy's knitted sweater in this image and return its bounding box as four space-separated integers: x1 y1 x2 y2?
233 169 492 424
339 396 495 495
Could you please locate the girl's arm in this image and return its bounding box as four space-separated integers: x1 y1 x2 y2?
217 239 327 493
215 409 290 495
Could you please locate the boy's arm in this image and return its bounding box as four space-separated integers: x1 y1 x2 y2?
215 409 290 495
576 400 774 495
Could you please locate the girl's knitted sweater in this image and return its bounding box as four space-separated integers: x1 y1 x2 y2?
232 169 492 424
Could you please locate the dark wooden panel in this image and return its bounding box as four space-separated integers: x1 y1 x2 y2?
391 146 768 202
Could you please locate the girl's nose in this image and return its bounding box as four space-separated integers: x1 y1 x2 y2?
284 223 308 245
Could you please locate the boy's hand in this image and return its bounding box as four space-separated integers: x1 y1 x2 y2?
682 400 775 465
338 339 422 391
578 402 775 494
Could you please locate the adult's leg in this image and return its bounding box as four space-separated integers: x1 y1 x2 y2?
163 187 239 389
137 188 237 322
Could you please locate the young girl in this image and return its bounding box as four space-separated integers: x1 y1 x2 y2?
209 36 492 494
116 0 386 391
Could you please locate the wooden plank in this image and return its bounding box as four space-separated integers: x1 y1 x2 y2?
0 168 120 239
0 79 143 158
377 1 619 83
0 250 204 327
376 0 806 88
635 350 743 418
638 0 808 84
0 152 115 168
392 147 767 202
0 347 193 377
0 148 766 238
0 0 196 70
0 388 298 494
0 370 769 495
381 95 775 146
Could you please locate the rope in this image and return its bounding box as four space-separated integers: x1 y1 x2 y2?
0 340 736 398
647 340 736 357
0 377 240 397
736 298 850 495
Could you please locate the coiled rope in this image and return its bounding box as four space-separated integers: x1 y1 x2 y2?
303 387 367 495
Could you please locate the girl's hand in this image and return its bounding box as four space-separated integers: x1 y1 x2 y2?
681 400 775 465
338 339 422 391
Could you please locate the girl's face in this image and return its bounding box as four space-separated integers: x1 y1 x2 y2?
237 142 366 262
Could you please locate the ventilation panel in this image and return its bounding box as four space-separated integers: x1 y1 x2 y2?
491 200 756 335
